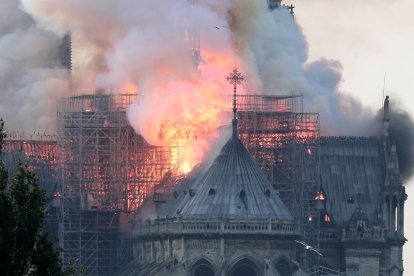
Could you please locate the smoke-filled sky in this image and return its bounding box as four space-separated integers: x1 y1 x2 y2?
5 0 384 137
0 0 414 271
290 0 414 274
11 0 396 170
0 0 69 133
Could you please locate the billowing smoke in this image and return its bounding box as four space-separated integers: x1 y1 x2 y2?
0 0 69 133
12 0 414 175
388 101 414 181
229 1 378 136
21 0 239 170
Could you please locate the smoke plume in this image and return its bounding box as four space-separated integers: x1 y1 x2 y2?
21 0 240 170
388 103 414 181
229 1 378 136
12 0 414 175
0 0 69 133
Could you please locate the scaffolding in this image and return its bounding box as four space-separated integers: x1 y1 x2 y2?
58 94 175 275
2 135 60 244
237 95 320 270
3 93 321 272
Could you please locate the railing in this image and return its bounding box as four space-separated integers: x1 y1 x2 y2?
320 136 378 145
341 229 384 241
5 132 57 141
135 219 299 236
59 94 138 112
234 94 303 113
319 231 339 241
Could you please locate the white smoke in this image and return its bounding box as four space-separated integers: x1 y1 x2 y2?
0 0 69 133
15 0 383 138
20 0 239 168
20 0 235 91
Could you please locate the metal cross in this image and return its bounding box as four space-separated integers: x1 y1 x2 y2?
226 67 245 138
288 4 295 15
226 67 246 87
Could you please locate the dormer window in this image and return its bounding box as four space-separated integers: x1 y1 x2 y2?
208 188 216 196
239 190 247 208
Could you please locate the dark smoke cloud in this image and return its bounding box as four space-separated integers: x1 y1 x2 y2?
376 99 414 181
389 106 414 181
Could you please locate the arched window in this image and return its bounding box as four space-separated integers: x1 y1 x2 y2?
276 259 292 276
231 258 258 276
192 259 214 276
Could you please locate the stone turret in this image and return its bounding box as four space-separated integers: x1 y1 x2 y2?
380 96 407 276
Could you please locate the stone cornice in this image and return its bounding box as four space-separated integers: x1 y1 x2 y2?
344 248 382 257
135 232 300 241
382 264 404 273
385 237 407 246
342 237 385 250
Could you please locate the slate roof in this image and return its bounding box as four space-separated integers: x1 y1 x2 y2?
160 137 293 221
320 137 384 226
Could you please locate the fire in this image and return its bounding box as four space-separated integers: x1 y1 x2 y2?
123 5 241 174
180 162 192 174
148 78 229 172
120 82 138 94
128 52 238 174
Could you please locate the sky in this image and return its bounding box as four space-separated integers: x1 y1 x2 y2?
290 0 414 274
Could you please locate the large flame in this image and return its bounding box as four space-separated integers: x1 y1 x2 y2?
117 1 246 174
129 63 234 173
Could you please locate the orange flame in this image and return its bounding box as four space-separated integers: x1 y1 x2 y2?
135 76 231 173
127 45 240 173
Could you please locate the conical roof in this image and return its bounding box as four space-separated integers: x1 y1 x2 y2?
162 137 292 221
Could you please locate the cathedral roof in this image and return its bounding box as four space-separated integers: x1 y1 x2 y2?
320 137 384 226
160 137 293 221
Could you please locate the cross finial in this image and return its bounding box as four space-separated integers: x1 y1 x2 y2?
226 67 245 139
288 4 295 15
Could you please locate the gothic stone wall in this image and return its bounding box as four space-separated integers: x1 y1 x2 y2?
135 235 297 276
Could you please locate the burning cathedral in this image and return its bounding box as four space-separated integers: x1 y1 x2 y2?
2 0 409 276
114 83 407 275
